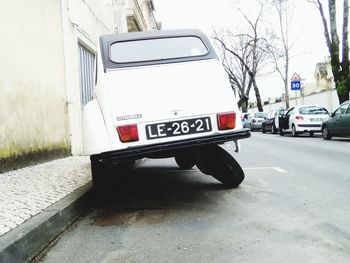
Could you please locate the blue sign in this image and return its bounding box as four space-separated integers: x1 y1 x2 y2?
291 80 301 91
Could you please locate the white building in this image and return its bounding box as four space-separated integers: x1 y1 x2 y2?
0 0 159 172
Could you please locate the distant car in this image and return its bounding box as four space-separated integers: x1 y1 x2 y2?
241 113 251 128
241 117 247 128
247 112 267 131
82 29 251 193
279 105 329 136
321 100 350 140
262 107 285 134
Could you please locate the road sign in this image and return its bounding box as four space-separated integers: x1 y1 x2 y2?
291 72 301 91
291 80 301 91
291 72 301 81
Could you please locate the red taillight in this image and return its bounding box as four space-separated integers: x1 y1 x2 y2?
116 124 139 142
295 115 304 120
217 112 236 130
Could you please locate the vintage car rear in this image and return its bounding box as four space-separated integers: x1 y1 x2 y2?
82 29 250 193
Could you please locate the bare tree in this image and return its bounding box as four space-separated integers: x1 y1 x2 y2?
214 6 270 112
308 0 350 103
267 0 298 109
215 31 252 112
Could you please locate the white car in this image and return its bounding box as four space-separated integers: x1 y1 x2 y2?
279 105 329 136
82 29 251 194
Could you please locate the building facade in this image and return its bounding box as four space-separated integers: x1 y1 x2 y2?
0 0 159 172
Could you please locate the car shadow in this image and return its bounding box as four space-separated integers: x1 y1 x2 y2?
276 133 350 141
89 162 236 226
276 133 323 139
92 165 231 208
329 137 350 142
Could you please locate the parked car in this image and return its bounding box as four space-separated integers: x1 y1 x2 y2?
241 113 251 128
82 29 251 195
262 107 285 134
279 105 329 136
247 112 267 131
321 100 350 140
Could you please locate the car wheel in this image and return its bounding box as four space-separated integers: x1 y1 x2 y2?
175 153 196 169
322 125 332 140
309 131 314 137
195 145 245 188
271 125 277 134
279 128 284 136
262 125 266 133
292 125 299 137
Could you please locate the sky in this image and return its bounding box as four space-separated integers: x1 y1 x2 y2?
152 0 330 100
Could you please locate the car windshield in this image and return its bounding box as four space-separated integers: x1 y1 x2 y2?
254 112 267 118
299 106 328 115
110 36 208 63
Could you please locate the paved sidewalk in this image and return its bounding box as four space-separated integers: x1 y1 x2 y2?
0 156 92 262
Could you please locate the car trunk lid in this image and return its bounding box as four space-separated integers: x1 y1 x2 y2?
104 60 236 125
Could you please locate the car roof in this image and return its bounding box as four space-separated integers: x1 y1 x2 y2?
293 105 326 109
99 29 218 71
340 100 350 105
101 29 210 43
252 112 266 117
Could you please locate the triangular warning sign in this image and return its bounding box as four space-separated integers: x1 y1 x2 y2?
291 72 301 81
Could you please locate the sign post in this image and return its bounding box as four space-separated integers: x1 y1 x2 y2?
291 72 301 105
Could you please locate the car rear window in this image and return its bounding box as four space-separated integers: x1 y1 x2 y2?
109 36 208 63
299 106 328 115
254 112 267 118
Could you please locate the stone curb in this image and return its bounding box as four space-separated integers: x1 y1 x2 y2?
0 182 92 263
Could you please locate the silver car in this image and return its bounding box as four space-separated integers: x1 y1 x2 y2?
248 112 267 131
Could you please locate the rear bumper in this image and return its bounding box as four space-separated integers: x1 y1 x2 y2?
296 124 322 132
252 123 263 129
92 128 251 162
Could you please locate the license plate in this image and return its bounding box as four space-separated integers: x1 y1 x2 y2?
310 118 323 122
146 117 212 139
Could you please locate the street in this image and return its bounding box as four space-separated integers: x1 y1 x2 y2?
36 133 350 263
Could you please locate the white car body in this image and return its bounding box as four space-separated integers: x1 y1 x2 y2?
82 29 250 168
279 105 329 136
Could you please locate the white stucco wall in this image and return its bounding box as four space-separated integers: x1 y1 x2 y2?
0 0 69 161
62 0 156 155
60 0 120 155
249 89 341 114
0 0 157 166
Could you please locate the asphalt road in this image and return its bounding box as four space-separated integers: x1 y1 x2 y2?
37 132 350 263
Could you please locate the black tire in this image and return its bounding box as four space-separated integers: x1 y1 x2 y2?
90 156 111 202
291 125 299 137
262 125 266 133
91 156 106 188
279 128 284 136
309 131 314 137
322 125 332 140
90 156 134 203
195 145 245 188
175 153 196 169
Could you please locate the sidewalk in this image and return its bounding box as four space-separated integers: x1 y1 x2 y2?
0 156 92 263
